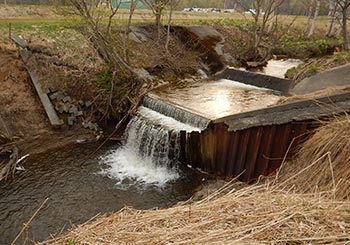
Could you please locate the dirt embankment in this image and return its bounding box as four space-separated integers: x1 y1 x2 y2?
0 45 96 181
0 46 50 138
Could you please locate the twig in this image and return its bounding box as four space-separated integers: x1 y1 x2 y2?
11 198 49 245
327 154 336 199
274 152 330 189
89 102 139 157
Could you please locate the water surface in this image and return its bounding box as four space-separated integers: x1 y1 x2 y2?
0 143 202 244
149 79 281 120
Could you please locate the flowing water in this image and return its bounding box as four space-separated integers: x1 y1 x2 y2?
263 59 304 78
0 107 203 244
147 79 282 121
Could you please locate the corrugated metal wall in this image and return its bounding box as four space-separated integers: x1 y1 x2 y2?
181 121 317 182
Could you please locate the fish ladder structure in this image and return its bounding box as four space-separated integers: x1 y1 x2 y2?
142 69 350 182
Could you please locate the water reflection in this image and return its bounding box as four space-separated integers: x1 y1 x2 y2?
151 79 281 120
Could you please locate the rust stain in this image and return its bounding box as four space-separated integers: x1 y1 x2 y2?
183 121 312 182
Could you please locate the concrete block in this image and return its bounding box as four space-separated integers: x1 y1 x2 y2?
11 34 28 48
85 101 92 108
75 111 83 117
69 105 78 114
49 92 58 100
67 116 76 126
62 96 72 103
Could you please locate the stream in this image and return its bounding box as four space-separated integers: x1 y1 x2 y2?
0 142 202 243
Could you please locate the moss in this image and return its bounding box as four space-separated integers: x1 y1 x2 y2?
95 68 114 93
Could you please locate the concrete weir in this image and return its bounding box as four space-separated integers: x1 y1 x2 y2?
143 69 350 182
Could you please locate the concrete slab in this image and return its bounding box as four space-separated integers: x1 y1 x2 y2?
292 64 350 95
27 71 64 127
11 34 28 49
216 68 293 95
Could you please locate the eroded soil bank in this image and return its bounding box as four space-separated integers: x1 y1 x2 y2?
0 46 48 138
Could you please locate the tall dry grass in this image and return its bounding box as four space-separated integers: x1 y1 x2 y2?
43 184 350 244
275 115 350 200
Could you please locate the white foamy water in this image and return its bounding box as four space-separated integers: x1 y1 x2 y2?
264 59 303 78
216 79 272 91
100 146 180 187
138 106 201 132
100 107 198 187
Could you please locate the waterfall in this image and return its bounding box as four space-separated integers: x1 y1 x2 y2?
99 106 200 187
142 96 211 129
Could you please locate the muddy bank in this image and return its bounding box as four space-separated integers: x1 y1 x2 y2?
0 46 49 138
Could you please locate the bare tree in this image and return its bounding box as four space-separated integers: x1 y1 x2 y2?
164 0 180 53
141 0 170 28
107 0 121 34
69 0 140 77
237 0 284 55
124 0 139 62
326 0 339 37
336 0 350 50
307 0 321 38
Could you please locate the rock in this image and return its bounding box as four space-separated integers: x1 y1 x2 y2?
62 103 70 113
129 26 152 42
74 111 83 117
56 92 65 101
69 105 78 115
67 116 76 126
197 69 208 78
89 123 99 131
134 68 154 81
56 103 68 114
83 121 99 131
62 96 72 103
49 92 58 100
85 101 92 108
46 87 57 95
83 121 91 129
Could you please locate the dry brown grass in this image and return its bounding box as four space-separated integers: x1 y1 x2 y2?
42 181 350 245
278 85 350 104
275 115 350 200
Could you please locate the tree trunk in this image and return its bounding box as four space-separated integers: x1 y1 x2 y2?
342 2 349 50
305 0 314 34
326 0 337 37
165 3 174 53
155 12 161 27
267 10 277 34
308 0 320 38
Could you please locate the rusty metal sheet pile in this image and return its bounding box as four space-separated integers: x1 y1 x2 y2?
183 121 313 182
